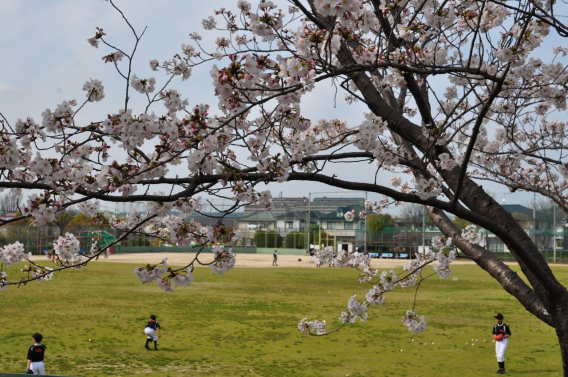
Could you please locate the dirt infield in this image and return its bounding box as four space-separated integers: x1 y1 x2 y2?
81 252 475 268
29 252 484 268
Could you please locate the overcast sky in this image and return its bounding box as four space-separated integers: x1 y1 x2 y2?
0 0 544 213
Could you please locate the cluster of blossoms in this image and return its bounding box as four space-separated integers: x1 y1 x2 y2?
363 198 391 215
102 51 124 64
77 200 100 217
438 153 458 171
174 197 202 215
299 229 462 335
41 100 75 132
317 246 335 265
87 27 105 48
132 246 235 293
298 317 326 335
0 229 114 289
0 242 30 268
413 177 443 200
161 215 214 247
17 264 54 286
21 192 61 226
170 267 195 288
147 196 174 217
344 210 356 222
210 247 236 275
462 224 483 244
340 295 368 324
256 153 290 183
52 233 82 265
134 259 168 284
402 310 427 334
130 74 156 94
83 79 105 102
352 113 389 152
102 110 160 152
335 248 371 269
160 89 189 114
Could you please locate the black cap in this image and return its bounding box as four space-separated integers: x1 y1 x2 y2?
32 333 42 343
494 313 504 320
150 315 156 320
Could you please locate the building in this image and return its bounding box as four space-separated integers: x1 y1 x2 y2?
484 204 566 252
243 196 365 216
310 197 365 214
244 197 309 216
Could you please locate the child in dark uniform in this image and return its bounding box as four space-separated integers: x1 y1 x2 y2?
492 313 511 374
26 333 46 375
144 315 161 350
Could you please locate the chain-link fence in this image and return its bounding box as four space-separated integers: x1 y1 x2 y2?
2 223 566 262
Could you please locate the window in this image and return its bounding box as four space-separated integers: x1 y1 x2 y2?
344 222 353 230
327 222 336 230
286 221 293 229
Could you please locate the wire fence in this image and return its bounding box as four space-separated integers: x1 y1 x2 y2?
2 224 567 264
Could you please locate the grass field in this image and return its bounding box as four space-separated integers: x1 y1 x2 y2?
0 261 566 376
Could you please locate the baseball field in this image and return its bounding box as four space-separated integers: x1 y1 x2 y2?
0 254 565 376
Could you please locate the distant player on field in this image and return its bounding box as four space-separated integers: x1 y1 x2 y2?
492 313 511 374
272 250 278 266
144 315 161 350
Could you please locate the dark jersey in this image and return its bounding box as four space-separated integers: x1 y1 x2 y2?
145 320 161 330
493 323 511 337
27 344 46 362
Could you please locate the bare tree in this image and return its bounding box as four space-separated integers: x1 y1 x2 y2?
398 203 432 229
0 191 22 216
52 209 78 237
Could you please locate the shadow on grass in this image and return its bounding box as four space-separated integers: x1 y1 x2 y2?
511 370 558 374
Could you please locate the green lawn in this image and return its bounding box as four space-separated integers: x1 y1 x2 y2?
0 262 565 376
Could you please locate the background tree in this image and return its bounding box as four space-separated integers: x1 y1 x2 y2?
67 213 101 230
398 204 433 229
284 231 302 249
236 227 254 246
52 209 78 236
452 217 472 230
367 214 395 233
300 224 331 250
0 191 22 216
253 230 282 248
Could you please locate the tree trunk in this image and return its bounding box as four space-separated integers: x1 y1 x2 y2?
555 319 568 376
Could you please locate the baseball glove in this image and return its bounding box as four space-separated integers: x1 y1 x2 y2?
25 369 34 374
495 334 504 341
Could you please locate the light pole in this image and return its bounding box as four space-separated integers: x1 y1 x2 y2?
364 191 368 253
307 193 311 252
533 192 536 248
553 203 557 262
421 206 425 253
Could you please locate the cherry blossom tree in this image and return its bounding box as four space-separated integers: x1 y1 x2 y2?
3 0 568 373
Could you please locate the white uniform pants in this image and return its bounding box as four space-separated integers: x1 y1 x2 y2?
145 327 158 341
495 338 508 362
31 361 45 375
